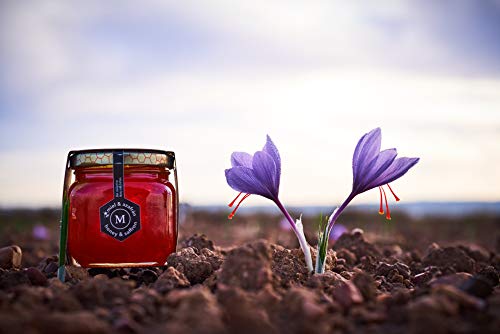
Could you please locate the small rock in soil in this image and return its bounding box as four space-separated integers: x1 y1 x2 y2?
0 245 22 269
154 267 190 294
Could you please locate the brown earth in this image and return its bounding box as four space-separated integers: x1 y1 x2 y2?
1 208 499 333
0 229 499 334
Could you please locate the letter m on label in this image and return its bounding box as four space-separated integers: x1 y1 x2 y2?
115 215 125 224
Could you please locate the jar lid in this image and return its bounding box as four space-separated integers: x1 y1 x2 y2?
69 149 175 169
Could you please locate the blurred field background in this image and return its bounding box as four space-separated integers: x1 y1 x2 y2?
1 204 498 269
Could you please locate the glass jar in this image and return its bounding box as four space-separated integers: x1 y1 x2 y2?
58 149 178 275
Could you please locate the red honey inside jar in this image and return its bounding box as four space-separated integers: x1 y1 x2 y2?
65 149 178 268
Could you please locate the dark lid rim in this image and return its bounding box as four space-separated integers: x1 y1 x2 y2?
68 148 174 156
68 149 175 168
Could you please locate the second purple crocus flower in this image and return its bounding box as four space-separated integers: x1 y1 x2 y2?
225 136 314 272
316 127 419 272
331 127 419 224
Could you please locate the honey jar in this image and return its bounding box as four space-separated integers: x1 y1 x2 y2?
58 149 178 280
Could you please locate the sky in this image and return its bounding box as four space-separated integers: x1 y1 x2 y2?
1 0 500 208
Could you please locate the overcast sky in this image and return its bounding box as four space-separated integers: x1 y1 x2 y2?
1 0 499 207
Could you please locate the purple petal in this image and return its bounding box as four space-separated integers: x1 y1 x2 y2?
225 166 274 199
231 152 253 168
263 135 281 188
366 157 420 189
355 148 397 191
352 128 382 182
252 151 279 198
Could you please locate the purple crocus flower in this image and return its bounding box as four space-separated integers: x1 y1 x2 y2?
329 127 419 226
225 135 313 272
316 127 419 273
225 135 281 215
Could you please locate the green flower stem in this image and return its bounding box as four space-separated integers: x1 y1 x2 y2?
57 199 69 281
315 222 330 273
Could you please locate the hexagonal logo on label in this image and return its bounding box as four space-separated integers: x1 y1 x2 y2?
100 198 141 242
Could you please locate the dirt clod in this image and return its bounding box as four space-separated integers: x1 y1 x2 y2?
181 234 215 254
25 267 48 286
167 247 222 285
334 230 381 261
423 245 476 273
219 240 273 291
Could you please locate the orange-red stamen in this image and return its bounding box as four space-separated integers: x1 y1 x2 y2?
228 192 243 207
387 183 400 202
378 187 384 215
228 193 251 219
381 187 391 220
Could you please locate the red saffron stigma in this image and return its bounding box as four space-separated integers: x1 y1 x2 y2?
228 193 251 219
380 187 391 220
387 183 400 202
378 187 384 215
228 192 243 207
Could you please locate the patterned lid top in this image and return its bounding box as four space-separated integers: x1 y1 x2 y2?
69 149 175 168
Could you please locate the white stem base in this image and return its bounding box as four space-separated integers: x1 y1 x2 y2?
295 229 313 273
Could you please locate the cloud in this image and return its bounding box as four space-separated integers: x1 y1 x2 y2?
0 0 500 206
2 0 500 97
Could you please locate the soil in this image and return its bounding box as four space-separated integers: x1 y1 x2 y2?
0 225 499 333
